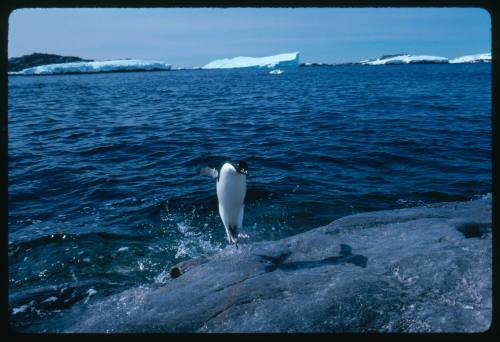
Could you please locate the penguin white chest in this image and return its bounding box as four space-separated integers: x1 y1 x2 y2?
216 163 246 228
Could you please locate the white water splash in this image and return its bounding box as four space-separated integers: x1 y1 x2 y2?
42 296 58 304
12 300 35 315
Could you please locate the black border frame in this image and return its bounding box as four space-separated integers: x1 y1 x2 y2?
1 1 497 339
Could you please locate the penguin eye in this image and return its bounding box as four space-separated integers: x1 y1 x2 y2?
238 161 248 171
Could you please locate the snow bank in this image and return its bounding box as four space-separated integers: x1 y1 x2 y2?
361 54 448 65
9 59 171 75
202 52 299 69
449 53 491 64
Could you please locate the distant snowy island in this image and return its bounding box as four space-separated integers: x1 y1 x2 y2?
8 53 93 72
359 54 449 65
358 53 491 65
449 53 492 64
8 51 490 76
9 58 171 76
301 52 491 67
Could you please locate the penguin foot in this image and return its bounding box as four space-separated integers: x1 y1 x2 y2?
238 232 250 239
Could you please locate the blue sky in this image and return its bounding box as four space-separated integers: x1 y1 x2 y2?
8 8 491 67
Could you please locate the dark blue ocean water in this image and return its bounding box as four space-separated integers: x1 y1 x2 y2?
8 64 491 331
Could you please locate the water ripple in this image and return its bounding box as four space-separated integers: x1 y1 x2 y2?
8 65 492 331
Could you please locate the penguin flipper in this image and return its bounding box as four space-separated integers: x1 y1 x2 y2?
237 205 244 229
199 167 218 179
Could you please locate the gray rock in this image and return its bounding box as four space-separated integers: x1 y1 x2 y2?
8 53 93 72
66 197 492 332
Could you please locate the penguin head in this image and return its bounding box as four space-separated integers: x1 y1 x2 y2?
233 160 249 176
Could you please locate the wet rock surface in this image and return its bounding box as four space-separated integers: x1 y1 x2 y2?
66 198 492 332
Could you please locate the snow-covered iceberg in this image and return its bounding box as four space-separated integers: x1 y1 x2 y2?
202 52 299 69
360 54 449 65
449 53 491 64
9 59 171 75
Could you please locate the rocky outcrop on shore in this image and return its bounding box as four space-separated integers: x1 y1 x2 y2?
8 53 93 72
66 197 492 333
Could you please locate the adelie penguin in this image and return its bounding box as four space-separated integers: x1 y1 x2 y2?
200 161 249 246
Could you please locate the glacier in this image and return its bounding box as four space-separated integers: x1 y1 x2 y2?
449 53 491 64
9 59 171 75
202 52 299 69
360 54 448 65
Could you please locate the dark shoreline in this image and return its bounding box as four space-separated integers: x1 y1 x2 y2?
8 68 172 77
8 62 492 77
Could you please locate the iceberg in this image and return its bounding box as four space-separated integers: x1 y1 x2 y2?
360 54 449 65
9 59 171 75
202 52 299 69
269 69 284 75
449 53 491 64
